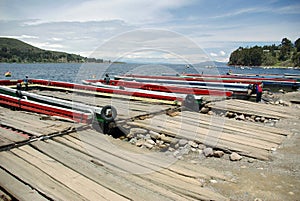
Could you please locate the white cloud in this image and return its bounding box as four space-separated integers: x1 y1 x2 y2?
210 52 218 57
219 50 226 56
1 34 39 39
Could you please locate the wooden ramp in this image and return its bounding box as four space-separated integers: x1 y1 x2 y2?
207 99 299 119
0 106 229 201
128 110 291 160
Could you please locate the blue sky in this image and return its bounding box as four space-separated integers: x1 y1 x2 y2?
0 0 299 63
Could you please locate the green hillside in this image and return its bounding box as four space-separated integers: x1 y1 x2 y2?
228 37 300 67
0 37 88 63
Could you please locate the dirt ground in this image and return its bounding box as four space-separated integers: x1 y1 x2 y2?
190 91 300 201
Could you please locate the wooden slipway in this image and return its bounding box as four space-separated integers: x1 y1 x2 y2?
129 108 291 161
0 106 229 201
207 99 299 119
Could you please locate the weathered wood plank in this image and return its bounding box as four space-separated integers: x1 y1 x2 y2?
208 99 297 119
0 168 48 201
0 127 27 147
128 120 270 160
31 137 202 200
0 151 87 201
12 147 129 201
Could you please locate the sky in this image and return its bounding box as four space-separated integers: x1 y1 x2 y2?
0 0 299 63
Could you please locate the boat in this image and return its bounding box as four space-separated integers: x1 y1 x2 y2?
0 85 118 133
83 79 233 97
114 75 252 93
4 71 11 77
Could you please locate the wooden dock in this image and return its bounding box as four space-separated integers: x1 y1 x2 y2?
0 107 229 200
0 87 298 200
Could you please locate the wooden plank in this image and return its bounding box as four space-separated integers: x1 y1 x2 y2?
208 99 297 119
0 127 28 147
180 110 291 136
0 110 78 137
169 113 288 142
128 120 270 160
0 168 48 201
0 151 87 201
31 137 210 200
12 147 129 201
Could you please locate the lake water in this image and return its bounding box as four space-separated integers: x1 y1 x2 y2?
0 63 299 83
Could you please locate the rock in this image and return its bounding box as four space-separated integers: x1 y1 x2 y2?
135 139 145 147
247 158 255 163
236 114 245 121
250 115 256 120
210 179 218 184
130 128 148 135
173 150 180 157
136 134 146 140
144 134 151 140
191 148 197 152
188 140 198 148
129 137 137 144
178 139 188 146
198 144 206 150
146 139 156 145
225 111 234 118
213 150 225 158
278 89 285 93
168 147 175 152
254 198 263 201
207 111 214 115
203 147 214 157
144 142 154 149
255 117 261 122
230 152 243 161
260 117 265 122
200 107 210 114
149 130 160 139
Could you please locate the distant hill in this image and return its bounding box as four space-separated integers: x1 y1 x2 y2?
228 37 300 67
0 37 96 63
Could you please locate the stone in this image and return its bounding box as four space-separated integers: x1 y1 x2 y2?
130 128 148 135
200 107 210 114
255 117 261 122
236 114 245 121
188 140 198 148
207 111 214 115
203 147 214 157
144 142 154 149
129 137 137 144
144 134 151 140
247 158 255 163
230 152 243 161
210 179 218 184
173 150 180 157
135 139 145 147
149 130 160 139
178 139 188 146
146 139 156 145
213 150 225 158
260 117 265 122
225 111 234 118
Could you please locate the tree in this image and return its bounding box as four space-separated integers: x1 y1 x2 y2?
279 38 293 61
292 52 300 67
295 38 300 52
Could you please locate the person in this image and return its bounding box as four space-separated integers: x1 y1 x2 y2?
16 83 22 98
23 75 29 90
104 74 110 85
256 83 263 102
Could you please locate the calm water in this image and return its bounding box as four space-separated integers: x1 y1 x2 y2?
0 63 299 83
